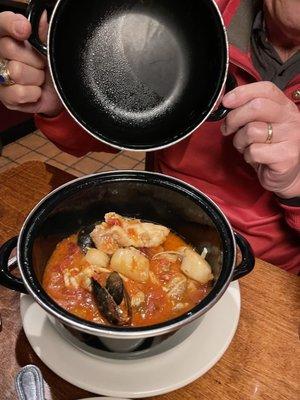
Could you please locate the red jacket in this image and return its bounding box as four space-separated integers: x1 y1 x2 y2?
35 0 300 274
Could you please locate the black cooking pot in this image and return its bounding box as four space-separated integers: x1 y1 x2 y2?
27 0 236 151
0 172 254 347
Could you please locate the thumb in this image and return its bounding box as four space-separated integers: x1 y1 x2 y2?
38 10 49 44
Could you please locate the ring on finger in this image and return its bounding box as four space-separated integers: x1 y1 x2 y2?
0 59 15 86
265 123 273 144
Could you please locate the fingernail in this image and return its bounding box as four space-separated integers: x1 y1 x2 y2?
13 21 27 36
41 9 48 22
223 91 236 105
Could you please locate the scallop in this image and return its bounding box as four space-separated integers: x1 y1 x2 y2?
85 248 110 268
180 248 214 284
110 247 150 283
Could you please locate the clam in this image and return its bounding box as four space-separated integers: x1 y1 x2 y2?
91 272 132 326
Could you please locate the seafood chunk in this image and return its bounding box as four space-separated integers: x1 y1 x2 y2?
110 247 150 283
63 263 111 292
85 248 109 268
131 291 146 308
63 270 79 289
153 247 214 285
90 212 170 252
90 229 120 255
91 274 132 326
91 225 130 254
165 274 187 300
180 247 213 284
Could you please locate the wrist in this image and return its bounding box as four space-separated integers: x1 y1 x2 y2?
274 174 300 199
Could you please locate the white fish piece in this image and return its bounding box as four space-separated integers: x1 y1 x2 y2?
63 264 111 292
110 247 150 283
90 227 120 255
165 273 187 300
180 247 213 284
63 271 79 289
91 212 170 251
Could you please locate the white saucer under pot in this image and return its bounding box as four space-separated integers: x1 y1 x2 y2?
20 281 240 398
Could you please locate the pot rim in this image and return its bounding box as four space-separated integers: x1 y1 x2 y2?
17 170 236 339
46 0 229 152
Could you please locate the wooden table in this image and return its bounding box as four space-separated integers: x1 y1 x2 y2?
0 161 299 400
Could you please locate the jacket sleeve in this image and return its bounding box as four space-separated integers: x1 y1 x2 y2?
278 202 300 233
35 110 117 157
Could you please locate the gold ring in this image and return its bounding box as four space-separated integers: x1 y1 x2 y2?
0 59 15 86
265 123 273 144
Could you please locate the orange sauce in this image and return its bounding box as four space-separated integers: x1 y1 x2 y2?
43 232 212 327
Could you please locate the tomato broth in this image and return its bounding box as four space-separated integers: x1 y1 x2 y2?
43 213 213 327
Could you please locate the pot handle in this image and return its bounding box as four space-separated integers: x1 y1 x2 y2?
232 232 255 280
27 0 49 56
0 237 27 294
207 73 237 121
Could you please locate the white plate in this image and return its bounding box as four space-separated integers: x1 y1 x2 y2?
20 282 240 398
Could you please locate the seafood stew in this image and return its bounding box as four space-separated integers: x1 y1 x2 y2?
43 212 214 327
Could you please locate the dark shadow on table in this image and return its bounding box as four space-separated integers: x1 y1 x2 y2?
45 163 75 191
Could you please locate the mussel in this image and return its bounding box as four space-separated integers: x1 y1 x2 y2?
106 271 124 305
78 224 96 253
91 272 132 326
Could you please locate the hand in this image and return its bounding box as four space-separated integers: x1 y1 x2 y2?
221 81 300 199
0 11 63 116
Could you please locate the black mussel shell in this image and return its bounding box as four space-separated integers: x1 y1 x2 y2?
91 277 132 326
78 224 96 253
92 278 121 325
106 272 124 305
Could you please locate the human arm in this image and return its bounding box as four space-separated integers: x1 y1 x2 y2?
221 81 300 230
35 111 117 157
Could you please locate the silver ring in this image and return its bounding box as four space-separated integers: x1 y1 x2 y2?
0 59 15 86
265 123 273 144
